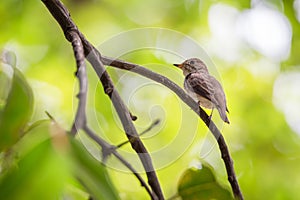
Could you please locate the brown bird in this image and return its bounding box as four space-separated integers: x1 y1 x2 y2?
174 58 230 123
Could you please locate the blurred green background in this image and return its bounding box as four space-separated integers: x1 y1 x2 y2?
1 0 300 199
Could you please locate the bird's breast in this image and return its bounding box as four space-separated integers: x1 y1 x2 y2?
196 95 214 109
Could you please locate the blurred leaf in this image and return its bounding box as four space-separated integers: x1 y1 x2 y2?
282 0 300 69
70 138 120 200
178 165 233 200
0 138 69 200
0 67 33 150
0 70 11 110
0 119 51 175
2 50 17 67
23 119 50 134
62 184 90 200
223 0 251 9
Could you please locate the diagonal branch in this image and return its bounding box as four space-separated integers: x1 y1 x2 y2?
81 41 164 200
41 0 164 199
101 56 244 200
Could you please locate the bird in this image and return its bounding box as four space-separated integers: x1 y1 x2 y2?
173 58 230 124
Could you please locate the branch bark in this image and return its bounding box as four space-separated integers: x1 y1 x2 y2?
68 30 87 136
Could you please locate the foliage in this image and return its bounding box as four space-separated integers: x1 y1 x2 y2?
1 0 300 199
178 165 233 200
0 59 119 199
0 64 33 150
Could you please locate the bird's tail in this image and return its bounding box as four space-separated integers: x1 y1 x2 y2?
217 106 230 124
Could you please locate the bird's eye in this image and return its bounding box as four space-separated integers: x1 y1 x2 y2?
190 60 195 65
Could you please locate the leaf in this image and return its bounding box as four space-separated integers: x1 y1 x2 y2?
0 67 33 150
0 133 69 200
0 70 11 111
2 50 17 68
178 165 233 200
282 0 300 69
23 119 50 133
70 138 120 200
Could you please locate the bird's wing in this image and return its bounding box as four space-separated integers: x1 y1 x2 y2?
185 73 216 103
186 73 230 123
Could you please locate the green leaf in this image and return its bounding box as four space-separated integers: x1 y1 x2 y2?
0 132 69 200
70 138 120 200
282 0 300 69
178 165 233 200
23 119 50 135
0 70 11 111
0 67 33 150
2 50 17 68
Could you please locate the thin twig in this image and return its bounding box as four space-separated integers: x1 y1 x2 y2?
116 119 160 148
45 111 55 121
101 56 244 200
68 30 87 135
41 0 164 199
83 125 157 200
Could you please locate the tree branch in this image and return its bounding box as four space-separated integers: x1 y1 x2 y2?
41 0 164 199
82 41 164 200
101 56 244 200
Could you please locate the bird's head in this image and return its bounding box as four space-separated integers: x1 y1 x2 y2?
173 58 208 76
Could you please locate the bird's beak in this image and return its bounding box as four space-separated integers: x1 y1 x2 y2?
173 63 183 68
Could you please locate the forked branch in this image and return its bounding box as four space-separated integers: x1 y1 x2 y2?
41 0 163 199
